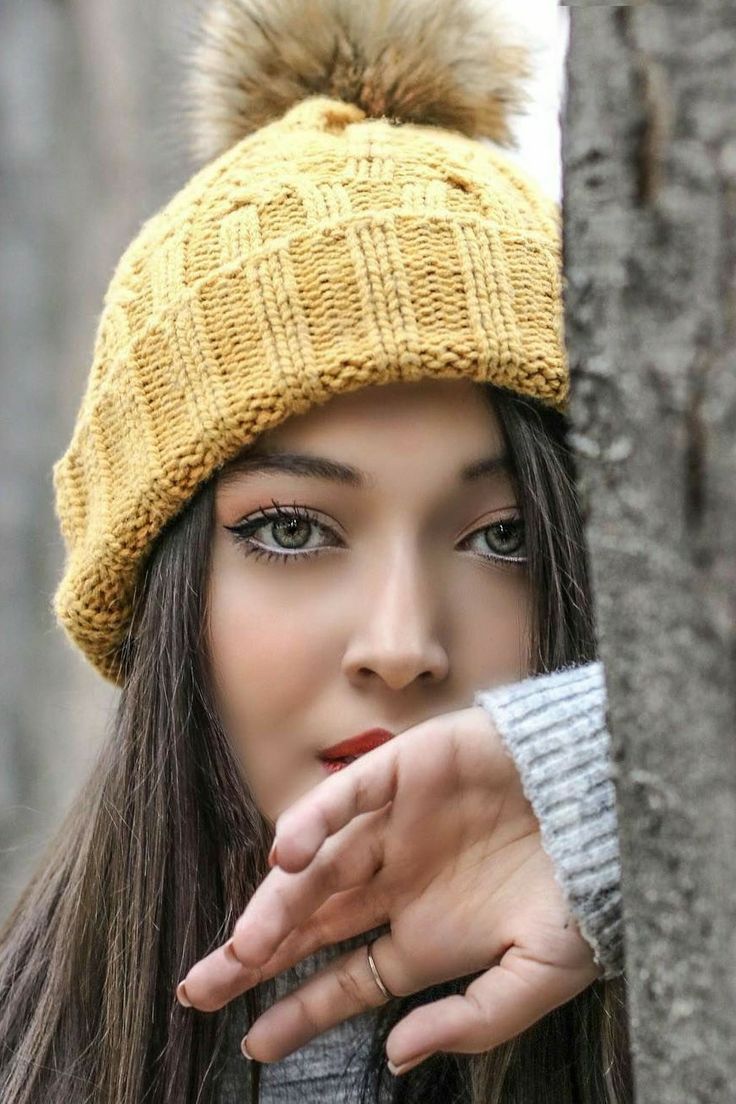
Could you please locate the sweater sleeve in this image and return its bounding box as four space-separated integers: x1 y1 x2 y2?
473 661 624 980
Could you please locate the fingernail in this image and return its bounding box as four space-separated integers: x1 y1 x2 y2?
176 981 192 1008
387 1050 432 1076
241 1035 254 1060
268 839 279 867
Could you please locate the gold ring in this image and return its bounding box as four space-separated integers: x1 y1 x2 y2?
366 939 396 1001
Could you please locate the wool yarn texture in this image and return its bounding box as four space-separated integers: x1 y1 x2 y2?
51 0 568 685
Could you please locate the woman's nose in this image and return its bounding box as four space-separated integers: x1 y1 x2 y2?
341 541 450 690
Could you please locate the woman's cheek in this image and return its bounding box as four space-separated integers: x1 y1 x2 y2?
213 590 304 699
208 579 318 818
238 588 327 676
208 557 335 725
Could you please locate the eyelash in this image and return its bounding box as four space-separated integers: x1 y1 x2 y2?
225 500 527 568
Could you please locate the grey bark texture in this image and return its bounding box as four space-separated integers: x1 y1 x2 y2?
564 5 736 1102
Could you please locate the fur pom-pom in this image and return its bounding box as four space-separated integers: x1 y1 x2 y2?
187 0 536 164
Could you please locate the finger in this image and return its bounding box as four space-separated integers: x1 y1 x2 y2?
178 810 388 1011
384 945 599 1068
178 883 389 1012
243 932 416 1063
232 806 387 965
272 742 401 872
177 936 259 1012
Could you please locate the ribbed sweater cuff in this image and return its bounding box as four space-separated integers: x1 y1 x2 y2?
474 662 624 980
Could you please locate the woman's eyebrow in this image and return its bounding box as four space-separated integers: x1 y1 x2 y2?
461 454 511 482
218 450 510 489
218 452 367 488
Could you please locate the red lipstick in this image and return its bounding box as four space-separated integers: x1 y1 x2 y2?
319 728 395 763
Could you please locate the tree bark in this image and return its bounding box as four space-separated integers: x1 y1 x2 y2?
564 5 736 1101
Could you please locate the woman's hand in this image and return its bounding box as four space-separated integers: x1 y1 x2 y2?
177 706 601 1073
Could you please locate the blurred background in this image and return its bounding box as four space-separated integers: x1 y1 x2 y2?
0 0 568 923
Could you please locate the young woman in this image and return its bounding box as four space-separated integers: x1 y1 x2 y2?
0 1 630 1102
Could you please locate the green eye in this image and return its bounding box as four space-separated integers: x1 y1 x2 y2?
268 516 313 549
226 503 527 568
463 517 527 563
225 503 338 565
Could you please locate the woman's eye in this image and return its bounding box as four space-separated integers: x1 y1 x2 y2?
463 517 527 563
225 506 526 566
225 506 338 563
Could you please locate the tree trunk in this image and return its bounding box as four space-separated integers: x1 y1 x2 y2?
0 0 198 924
563 5 736 1101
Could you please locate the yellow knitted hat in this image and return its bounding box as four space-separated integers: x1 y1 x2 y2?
52 0 567 686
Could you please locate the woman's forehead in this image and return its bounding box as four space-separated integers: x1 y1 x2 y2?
214 385 514 520
220 379 505 483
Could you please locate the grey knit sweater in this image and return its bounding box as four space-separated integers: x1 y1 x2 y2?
215 661 622 1102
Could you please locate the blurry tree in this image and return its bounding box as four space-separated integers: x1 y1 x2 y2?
564 4 736 1102
0 0 199 922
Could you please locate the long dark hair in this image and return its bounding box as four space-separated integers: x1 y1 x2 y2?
0 384 631 1103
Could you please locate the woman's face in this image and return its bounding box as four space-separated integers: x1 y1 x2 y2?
207 379 531 822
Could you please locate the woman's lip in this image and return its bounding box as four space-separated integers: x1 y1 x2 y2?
321 759 353 774
318 727 395 760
